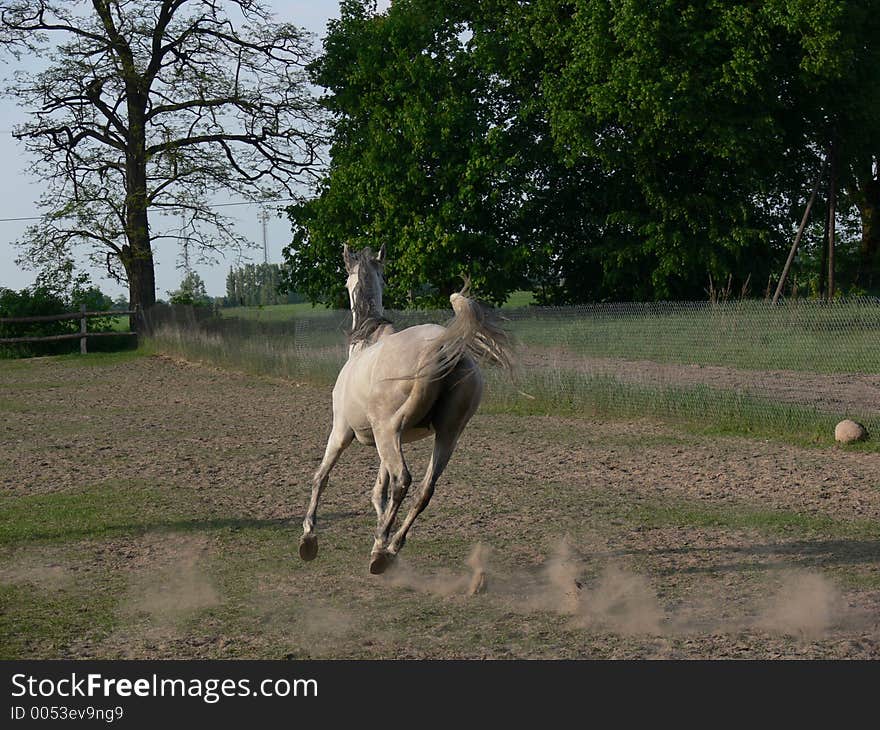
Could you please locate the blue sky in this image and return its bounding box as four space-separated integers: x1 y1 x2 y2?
0 1 390 300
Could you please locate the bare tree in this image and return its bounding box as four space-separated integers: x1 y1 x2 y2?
1 0 324 317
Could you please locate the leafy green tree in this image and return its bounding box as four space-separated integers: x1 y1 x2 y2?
468 0 655 303
168 271 211 307
71 285 114 312
534 0 880 296
284 0 880 304
225 262 296 306
283 0 531 308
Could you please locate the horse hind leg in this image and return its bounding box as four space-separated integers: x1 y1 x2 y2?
370 427 411 574
371 465 390 522
389 367 482 558
299 425 354 561
388 427 457 557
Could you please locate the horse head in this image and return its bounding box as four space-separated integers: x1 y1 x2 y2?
344 243 389 345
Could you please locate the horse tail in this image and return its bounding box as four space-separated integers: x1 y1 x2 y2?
414 278 514 382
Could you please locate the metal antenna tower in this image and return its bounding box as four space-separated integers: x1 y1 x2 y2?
260 206 270 264
181 209 191 273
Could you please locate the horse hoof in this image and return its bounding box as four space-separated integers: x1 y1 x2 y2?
369 550 396 575
299 535 318 561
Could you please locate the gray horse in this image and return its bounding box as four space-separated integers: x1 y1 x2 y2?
299 244 513 574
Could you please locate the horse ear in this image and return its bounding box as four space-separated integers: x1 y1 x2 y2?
343 244 356 273
376 243 386 266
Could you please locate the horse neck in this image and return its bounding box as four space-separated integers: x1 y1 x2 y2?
348 285 392 357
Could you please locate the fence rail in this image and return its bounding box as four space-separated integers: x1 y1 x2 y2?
0 305 137 353
0 309 135 324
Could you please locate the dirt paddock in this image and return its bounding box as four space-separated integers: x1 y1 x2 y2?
1 353 879 658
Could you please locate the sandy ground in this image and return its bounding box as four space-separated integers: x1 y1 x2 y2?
1 353 879 659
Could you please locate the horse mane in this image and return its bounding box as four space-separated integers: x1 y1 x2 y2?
349 314 394 345
347 246 393 346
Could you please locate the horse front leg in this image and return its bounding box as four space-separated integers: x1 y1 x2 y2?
299 425 354 561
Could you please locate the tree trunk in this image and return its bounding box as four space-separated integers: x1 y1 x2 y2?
123 239 156 330
122 93 155 330
818 215 829 298
827 138 838 300
857 166 880 291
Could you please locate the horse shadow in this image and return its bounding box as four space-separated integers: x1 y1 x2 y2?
595 538 880 576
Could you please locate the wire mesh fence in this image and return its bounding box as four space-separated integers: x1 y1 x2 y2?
144 298 880 440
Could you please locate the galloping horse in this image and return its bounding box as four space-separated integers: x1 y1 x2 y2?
299 244 513 574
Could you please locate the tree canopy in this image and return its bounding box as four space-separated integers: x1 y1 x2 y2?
224 262 300 307
282 0 880 305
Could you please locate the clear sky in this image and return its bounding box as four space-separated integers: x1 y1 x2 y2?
0 1 390 300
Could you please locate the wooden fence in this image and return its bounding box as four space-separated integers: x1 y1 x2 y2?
0 304 138 354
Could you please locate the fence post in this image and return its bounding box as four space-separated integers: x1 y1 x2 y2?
80 303 87 354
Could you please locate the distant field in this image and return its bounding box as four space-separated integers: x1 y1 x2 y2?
502 290 536 308
220 301 333 321
221 291 536 322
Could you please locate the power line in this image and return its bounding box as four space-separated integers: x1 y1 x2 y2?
0 198 295 223
212 198 296 209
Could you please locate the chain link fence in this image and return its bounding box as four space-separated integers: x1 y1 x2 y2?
145 298 880 439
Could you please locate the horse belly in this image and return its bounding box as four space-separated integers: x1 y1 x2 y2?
401 426 434 443
354 428 376 446
353 426 434 446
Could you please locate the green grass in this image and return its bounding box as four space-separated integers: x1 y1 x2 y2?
0 480 200 545
221 291 536 321
0 579 122 660
41 348 147 367
0 349 147 384
485 370 880 451
0 397 34 413
108 314 136 331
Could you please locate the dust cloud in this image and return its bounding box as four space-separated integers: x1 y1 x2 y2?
755 570 843 639
0 550 72 589
384 543 490 597
386 538 854 639
122 534 219 627
536 540 663 634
